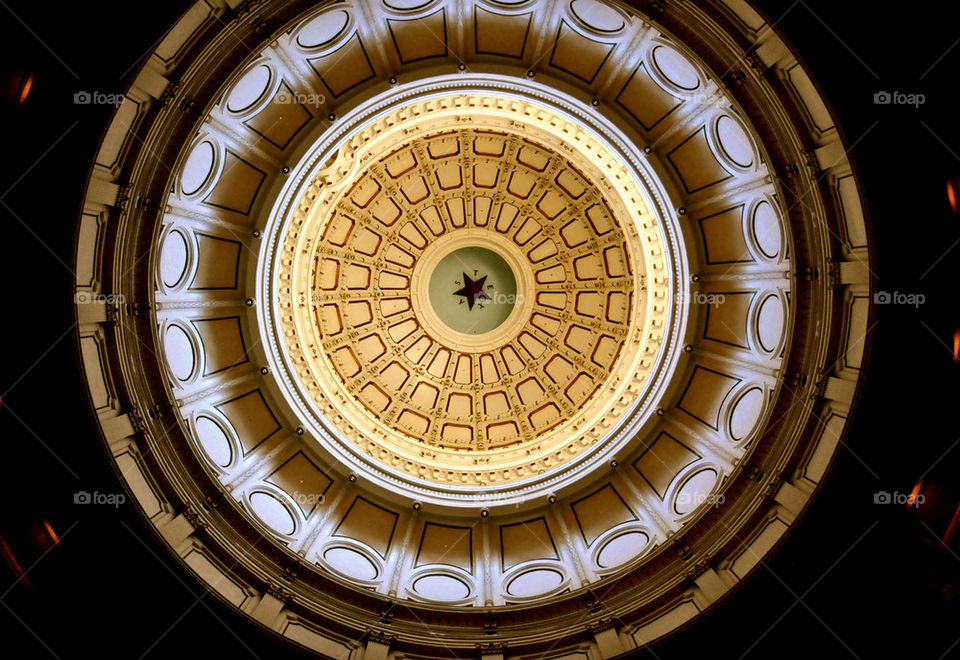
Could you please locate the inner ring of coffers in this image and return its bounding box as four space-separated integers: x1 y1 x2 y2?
262 79 678 506
295 123 644 470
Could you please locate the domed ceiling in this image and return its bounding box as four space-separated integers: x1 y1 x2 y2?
74 0 873 657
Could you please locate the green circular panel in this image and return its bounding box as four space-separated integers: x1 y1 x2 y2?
428 247 517 335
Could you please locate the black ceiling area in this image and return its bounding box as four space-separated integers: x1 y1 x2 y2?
1 1 959 658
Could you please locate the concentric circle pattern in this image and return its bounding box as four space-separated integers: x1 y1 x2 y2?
74 0 873 657
276 116 664 488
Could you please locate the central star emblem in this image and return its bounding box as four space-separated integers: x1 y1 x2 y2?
453 272 491 310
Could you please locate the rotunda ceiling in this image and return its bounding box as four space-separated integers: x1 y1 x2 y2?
73 0 873 656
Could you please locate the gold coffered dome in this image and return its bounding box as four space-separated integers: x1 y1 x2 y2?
277 98 667 486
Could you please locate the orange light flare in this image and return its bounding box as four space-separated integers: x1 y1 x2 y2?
953 329 960 364
0 534 33 592
943 502 960 547
16 72 32 105
42 520 59 546
907 479 924 510
948 176 959 214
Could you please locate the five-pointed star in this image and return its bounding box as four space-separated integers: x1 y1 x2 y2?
453 272 490 310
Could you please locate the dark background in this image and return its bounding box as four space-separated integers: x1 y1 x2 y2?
0 1 957 658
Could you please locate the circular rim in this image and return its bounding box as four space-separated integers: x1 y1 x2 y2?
258 75 686 508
